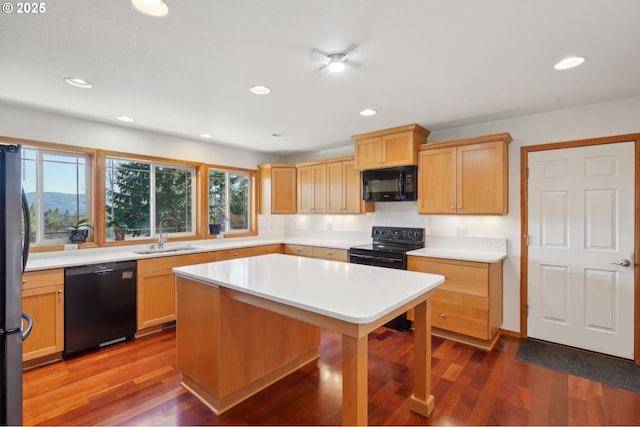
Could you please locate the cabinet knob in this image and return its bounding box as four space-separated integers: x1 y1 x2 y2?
451 205 456 211
22 280 27 284
58 290 63 294
440 313 446 319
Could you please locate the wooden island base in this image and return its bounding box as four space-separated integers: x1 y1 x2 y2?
174 254 442 426
176 276 321 415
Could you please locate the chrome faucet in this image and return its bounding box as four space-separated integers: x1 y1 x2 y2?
156 217 180 249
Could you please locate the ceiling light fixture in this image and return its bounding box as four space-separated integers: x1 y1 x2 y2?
327 53 347 73
131 0 169 17
554 56 586 70
116 116 135 122
64 77 93 89
360 108 377 116
250 85 271 95
272 132 285 137
200 133 213 138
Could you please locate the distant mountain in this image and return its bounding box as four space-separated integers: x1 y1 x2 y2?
25 192 87 216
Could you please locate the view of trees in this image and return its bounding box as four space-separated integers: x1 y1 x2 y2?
106 160 193 237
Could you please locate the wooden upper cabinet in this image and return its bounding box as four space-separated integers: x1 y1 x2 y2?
298 157 373 215
258 164 296 214
418 133 511 215
352 124 430 170
297 163 326 213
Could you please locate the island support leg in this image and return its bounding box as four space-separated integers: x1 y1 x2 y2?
342 334 368 426
410 299 435 417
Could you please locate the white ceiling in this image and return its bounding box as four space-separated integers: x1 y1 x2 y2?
2 0 640 155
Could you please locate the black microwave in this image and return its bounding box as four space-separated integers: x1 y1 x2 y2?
362 165 417 202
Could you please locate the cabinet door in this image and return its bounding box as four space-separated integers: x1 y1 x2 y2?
326 161 344 213
457 141 507 214
381 131 416 167
297 164 326 213
271 167 297 214
137 253 213 330
22 284 64 361
418 147 456 214
312 164 327 213
297 165 313 213
342 160 365 213
354 137 382 170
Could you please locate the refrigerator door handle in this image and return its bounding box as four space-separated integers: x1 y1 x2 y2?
22 188 31 272
21 311 33 341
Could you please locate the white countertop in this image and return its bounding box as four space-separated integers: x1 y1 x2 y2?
407 247 506 263
25 237 368 271
173 253 444 324
25 235 508 271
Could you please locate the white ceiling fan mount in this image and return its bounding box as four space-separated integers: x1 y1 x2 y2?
310 45 359 72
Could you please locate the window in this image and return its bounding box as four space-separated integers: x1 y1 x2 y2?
21 148 91 244
105 157 195 240
208 168 250 234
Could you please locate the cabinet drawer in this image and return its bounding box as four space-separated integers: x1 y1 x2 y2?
252 244 283 256
312 247 348 262
432 296 489 340
284 244 314 257
216 247 254 261
408 257 488 297
22 269 64 290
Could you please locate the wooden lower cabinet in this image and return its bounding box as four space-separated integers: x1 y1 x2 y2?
22 269 64 366
407 256 503 350
285 244 348 262
215 247 255 261
252 244 283 256
137 252 214 333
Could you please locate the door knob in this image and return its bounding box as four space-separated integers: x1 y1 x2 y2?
611 259 632 267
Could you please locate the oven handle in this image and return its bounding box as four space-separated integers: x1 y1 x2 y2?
349 253 404 263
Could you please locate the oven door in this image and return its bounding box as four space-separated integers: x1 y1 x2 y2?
348 251 406 270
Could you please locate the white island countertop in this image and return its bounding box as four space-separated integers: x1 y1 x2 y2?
173 253 444 324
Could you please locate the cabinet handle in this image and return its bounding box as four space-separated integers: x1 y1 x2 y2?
440 313 446 319
451 205 456 211
58 290 63 294
22 280 27 284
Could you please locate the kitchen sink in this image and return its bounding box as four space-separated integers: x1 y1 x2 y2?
133 246 201 255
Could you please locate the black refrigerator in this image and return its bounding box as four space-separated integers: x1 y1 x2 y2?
0 144 32 426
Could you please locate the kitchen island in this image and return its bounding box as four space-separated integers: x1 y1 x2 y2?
173 253 444 426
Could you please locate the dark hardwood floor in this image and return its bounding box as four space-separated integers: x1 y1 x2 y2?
23 327 640 426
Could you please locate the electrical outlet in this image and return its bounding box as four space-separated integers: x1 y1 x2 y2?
64 244 78 251
456 226 468 236
327 222 333 230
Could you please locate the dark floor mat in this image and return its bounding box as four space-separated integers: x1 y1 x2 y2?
516 338 640 393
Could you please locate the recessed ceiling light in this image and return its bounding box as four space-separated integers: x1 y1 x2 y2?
131 0 168 17
360 108 377 116
200 133 213 138
554 56 586 70
116 116 135 122
250 85 271 95
64 77 93 89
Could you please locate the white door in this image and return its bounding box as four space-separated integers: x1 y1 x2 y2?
527 141 635 359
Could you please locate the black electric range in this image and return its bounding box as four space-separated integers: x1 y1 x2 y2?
348 226 425 330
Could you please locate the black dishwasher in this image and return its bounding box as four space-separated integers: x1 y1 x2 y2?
64 260 137 358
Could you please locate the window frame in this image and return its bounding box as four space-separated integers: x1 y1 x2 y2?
100 151 199 244
0 137 98 252
203 163 257 239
